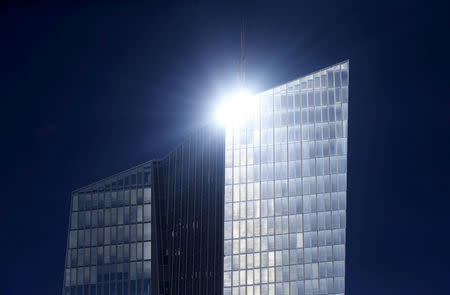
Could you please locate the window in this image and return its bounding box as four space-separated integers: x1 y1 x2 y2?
144 204 151 222
144 223 151 241
144 188 151 203
69 231 77 248
144 242 151 260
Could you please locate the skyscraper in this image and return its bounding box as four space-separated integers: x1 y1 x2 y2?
223 61 349 295
64 162 153 295
63 61 349 295
151 126 225 294
63 126 225 295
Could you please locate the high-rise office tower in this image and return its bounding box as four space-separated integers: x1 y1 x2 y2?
223 61 349 295
63 162 153 295
151 126 225 294
63 126 225 295
63 61 349 295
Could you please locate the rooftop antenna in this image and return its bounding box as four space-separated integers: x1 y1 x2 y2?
238 20 246 87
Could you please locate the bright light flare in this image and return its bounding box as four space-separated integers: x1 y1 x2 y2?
216 90 258 126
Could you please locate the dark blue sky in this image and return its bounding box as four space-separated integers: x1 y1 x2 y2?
2 0 449 294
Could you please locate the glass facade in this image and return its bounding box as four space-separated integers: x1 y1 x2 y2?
63 127 226 295
152 126 225 295
63 61 348 295
63 162 153 295
223 61 349 295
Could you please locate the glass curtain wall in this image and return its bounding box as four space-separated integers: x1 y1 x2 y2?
152 126 225 295
63 162 153 295
223 61 349 295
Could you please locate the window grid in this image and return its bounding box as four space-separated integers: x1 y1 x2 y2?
63 164 152 295
224 61 348 295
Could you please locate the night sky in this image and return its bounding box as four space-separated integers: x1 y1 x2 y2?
2 1 449 294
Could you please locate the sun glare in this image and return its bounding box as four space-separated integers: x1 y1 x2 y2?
216 89 257 126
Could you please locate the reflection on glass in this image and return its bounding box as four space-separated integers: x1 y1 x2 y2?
224 61 348 295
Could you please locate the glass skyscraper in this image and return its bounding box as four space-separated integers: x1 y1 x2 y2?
223 61 348 295
63 127 226 295
63 61 349 295
64 162 153 295
151 126 225 294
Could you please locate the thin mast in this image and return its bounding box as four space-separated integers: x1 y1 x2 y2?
239 21 246 86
